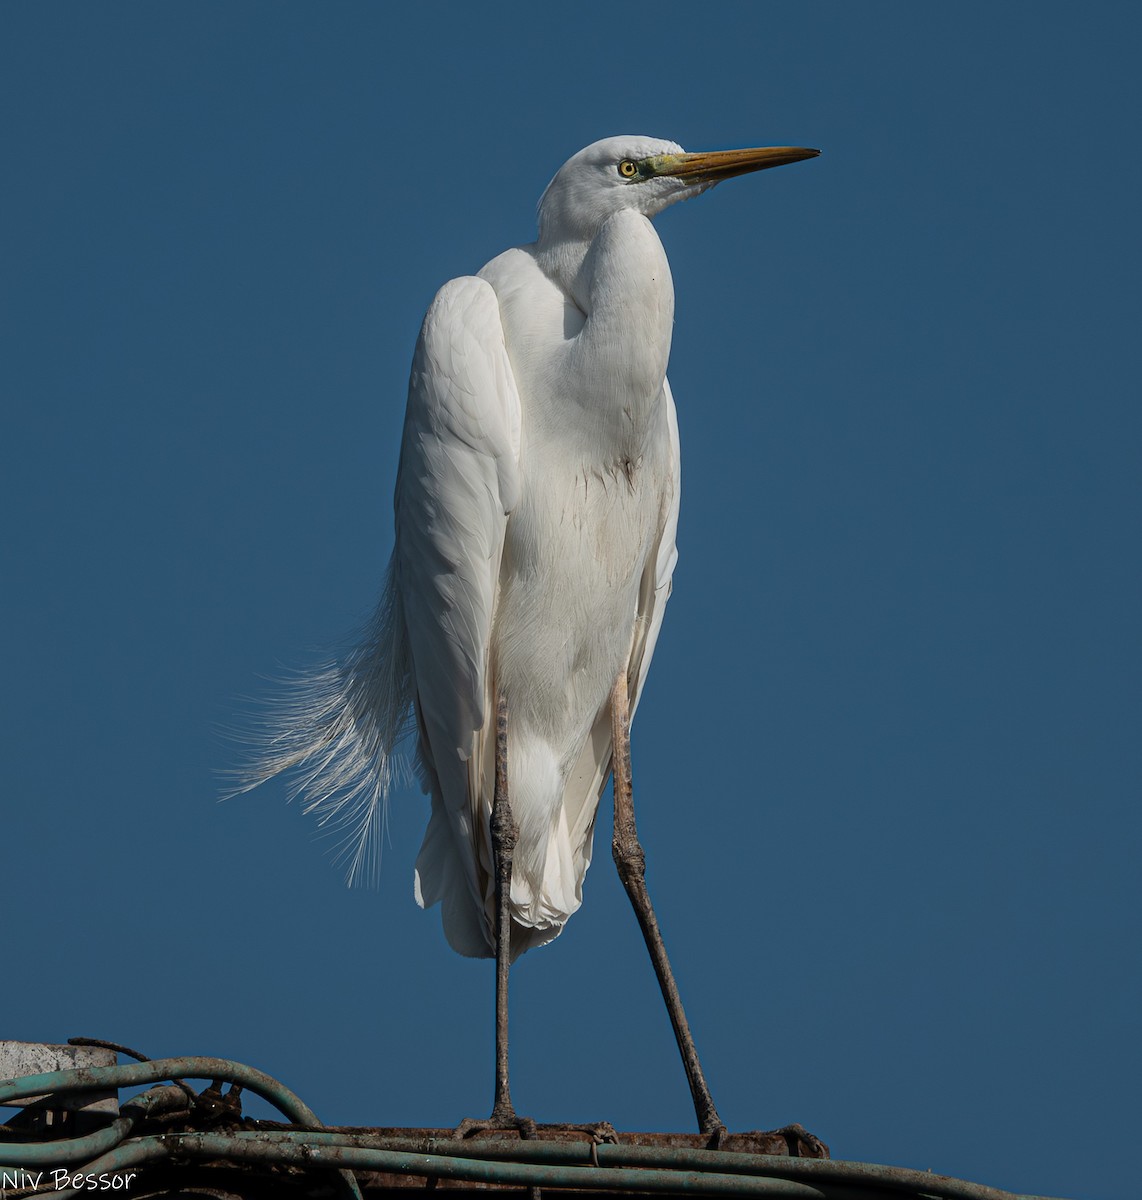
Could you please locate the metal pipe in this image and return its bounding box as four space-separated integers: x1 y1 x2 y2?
0 1086 185 1167
127 1129 1064 1200
0 1056 320 1126
45 1130 1066 1200
0 1058 361 1200
49 1133 859 1199
0 1057 1069 1200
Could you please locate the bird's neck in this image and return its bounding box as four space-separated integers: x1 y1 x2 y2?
536 212 674 342
534 236 593 308
530 212 675 459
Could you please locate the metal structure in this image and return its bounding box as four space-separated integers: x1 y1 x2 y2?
0 1041 1067 1199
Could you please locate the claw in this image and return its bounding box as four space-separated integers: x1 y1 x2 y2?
454 1110 538 1140
585 1120 619 1145
704 1120 729 1149
775 1122 829 1158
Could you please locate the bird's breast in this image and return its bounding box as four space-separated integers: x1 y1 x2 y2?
479 228 676 752
494 418 671 747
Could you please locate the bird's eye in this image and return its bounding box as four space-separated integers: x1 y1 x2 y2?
617 159 639 179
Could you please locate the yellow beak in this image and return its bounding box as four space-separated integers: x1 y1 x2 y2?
647 145 820 183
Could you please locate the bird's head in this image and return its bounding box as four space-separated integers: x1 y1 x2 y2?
537 135 819 245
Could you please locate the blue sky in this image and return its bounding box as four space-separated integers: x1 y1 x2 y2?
3 4 1139 1198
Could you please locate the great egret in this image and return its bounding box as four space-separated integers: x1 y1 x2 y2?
245 135 818 1136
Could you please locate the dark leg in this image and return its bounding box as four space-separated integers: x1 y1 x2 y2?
610 672 725 1139
455 690 536 1139
490 688 519 1123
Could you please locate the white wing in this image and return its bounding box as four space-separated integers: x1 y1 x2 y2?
231 276 519 906
629 377 682 715
398 276 522 955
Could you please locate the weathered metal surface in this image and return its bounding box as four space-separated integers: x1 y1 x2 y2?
0 1057 318 1128
320 1123 828 1189
0 1041 117 1117
12 1127 1067 1199
324 1124 827 1154
0 1051 1069 1200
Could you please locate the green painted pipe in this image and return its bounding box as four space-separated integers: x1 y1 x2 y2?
0 1056 319 1126
46 1129 1068 1200
0 1086 184 1167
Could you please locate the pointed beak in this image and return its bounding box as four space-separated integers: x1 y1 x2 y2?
646 145 820 184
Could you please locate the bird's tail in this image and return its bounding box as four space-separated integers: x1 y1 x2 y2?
227 562 416 886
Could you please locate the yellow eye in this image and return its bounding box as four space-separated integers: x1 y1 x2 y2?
618 159 638 179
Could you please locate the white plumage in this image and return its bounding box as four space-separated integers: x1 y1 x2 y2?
409 204 681 958
243 135 816 969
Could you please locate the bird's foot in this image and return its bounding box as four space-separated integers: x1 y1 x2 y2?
572 1121 619 1166
719 1122 829 1158
454 1106 539 1140
574 1120 619 1145
529 1121 620 1162
702 1119 729 1150
771 1122 829 1158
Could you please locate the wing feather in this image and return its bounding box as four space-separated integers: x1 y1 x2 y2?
397 276 520 749
397 276 522 954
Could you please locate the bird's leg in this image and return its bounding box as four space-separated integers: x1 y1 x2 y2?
490 688 520 1124
455 690 536 1140
610 672 726 1141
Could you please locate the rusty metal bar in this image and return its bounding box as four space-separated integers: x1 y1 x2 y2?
44 1133 868 1199
34 1128 1069 1200
0 1055 1071 1200
155 1128 1065 1200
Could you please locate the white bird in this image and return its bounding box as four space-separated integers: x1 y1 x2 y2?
244 135 818 1135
